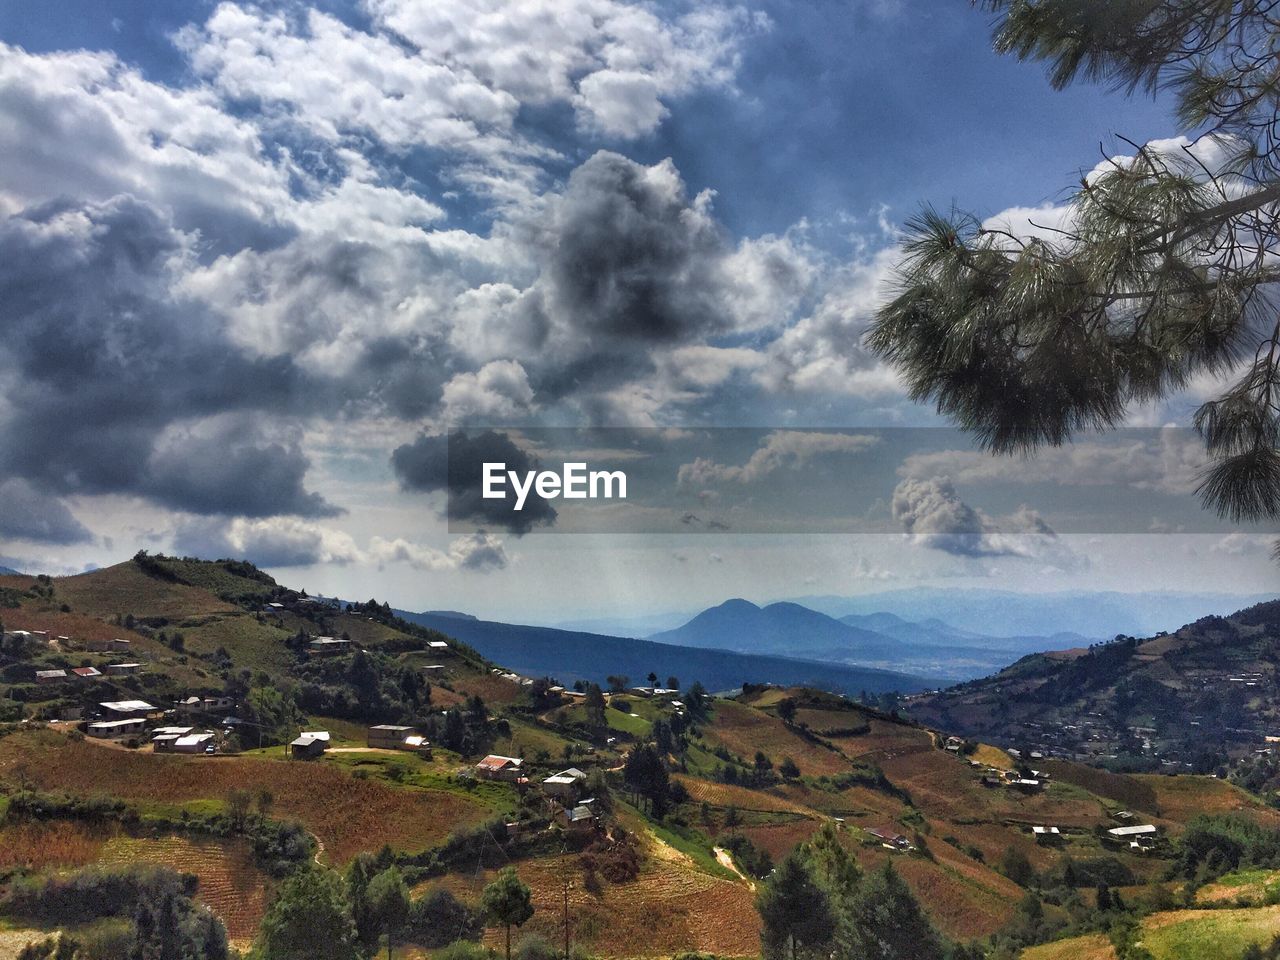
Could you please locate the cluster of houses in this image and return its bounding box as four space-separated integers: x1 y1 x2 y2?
473 755 601 836
6 629 143 687
1025 811 1160 852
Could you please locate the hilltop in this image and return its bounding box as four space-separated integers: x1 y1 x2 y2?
906 599 1280 772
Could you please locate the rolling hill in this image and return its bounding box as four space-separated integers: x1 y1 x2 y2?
399 609 939 695
906 598 1280 769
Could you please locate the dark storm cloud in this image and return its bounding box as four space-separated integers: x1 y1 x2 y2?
0 194 336 517
532 151 734 344
0 479 93 544
391 430 557 534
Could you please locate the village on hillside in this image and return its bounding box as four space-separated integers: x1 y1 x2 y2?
0 557 1277 960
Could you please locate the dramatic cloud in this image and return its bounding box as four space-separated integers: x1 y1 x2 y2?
174 517 363 567
678 430 880 485
365 0 764 138
369 532 508 572
898 430 1206 496
0 479 92 545
441 360 536 423
175 519 508 573
891 476 1085 569
391 430 557 534
0 195 334 518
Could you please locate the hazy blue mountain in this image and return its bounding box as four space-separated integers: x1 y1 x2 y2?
648 599 905 657
644 598 1045 680
422 610 477 620
0 565 21 575
789 589 1276 639
551 610 699 637
398 610 938 696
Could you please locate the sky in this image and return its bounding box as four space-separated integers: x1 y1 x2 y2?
0 0 1275 623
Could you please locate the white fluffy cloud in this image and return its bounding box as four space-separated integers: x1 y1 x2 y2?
891 476 1086 570
678 430 880 485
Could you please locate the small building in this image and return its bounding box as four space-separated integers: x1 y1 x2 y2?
427 640 450 651
556 803 599 836
368 724 414 749
152 726 194 753
88 717 147 738
104 662 142 675
542 767 587 800
1032 826 1062 845
1100 824 1162 844
291 731 330 760
475 755 524 781
99 699 157 718
72 667 102 680
173 733 215 754
88 637 131 652
421 664 446 673
867 826 913 851
309 636 353 656
35 669 68 684
402 734 433 758
1008 778 1044 794
174 695 235 717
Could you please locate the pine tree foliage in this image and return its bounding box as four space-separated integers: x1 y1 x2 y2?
869 0 1280 527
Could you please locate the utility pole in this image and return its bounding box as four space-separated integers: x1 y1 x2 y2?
562 877 573 960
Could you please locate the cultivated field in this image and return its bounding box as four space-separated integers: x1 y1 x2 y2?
0 732 493 863
97 834 273 945
702 702 849 777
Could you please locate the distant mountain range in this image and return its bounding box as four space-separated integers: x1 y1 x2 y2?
785 588 1276 639
396 610 939 696
0 565 21 576
645 598 1084 680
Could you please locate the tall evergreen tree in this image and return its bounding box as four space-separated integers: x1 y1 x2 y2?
756 852 835 960
848 862 943 960
253 869 360 960
870 0 1280 540
481 867 534 960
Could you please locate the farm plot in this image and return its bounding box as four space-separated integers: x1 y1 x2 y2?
429 847 760 958
0 819 117 871
675 776 816 816
97 834 273 945
54 562 237 620
703 702 849 777
1132 775 1280 830
1142 905 1280 959
824 719 933 761
1022 933 1116 960
0 732 492 864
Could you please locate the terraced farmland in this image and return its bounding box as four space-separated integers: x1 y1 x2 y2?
0 732 494 863
97 835 273 945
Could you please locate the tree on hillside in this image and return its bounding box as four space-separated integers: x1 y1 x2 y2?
606 675 630 694
847 862 943 960
253 869 360 960
623 743 671 815
584 683 607 728
686 681 709 719
777 698 797 723
869 0 1280 541
756 852 835 960
481 868 534 960
366 866 410 960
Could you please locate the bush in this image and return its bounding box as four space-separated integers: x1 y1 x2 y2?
407 889 484 947
437 940 495 960
515 935 559 960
